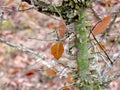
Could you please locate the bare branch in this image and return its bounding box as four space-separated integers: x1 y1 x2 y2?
102 70 120 86
91 7 101 20
90 31 113 64
0 38 41 57
0 38 53 68
101 53 120 82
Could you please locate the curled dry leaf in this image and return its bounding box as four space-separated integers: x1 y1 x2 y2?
51 41 64 60
92 15 112 36
46 68 57 77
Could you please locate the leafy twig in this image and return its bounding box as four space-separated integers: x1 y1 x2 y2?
90 31 113 64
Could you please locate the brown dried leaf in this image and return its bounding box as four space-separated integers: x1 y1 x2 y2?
9 68 20 74
59 20 67 38
62 87 71 90
92 15 112 36
51 41 64 60
66 73 74 84
48 22 57 29
46 68 57 77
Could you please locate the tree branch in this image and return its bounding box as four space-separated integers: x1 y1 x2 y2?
0 38 52 67
102 70 120 86
22 0 87 24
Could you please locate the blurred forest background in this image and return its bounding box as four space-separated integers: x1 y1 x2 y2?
0 0 120 90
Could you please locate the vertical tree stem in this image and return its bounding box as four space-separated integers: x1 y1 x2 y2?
75 8 90 89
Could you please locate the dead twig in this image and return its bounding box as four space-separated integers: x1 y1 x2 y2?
102 69 120 86
90 31 113 64
91 7 101 20
0 38 52 68
101 53 120 81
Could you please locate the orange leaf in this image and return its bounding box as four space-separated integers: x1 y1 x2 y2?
46 68 57 77
59 29 66 38
48 22 57 29
6 0 15 7
62 87 70 90
92 15 112 36
59 20 67 38
66 73 74 84
9 68 20 74
51 41 64 60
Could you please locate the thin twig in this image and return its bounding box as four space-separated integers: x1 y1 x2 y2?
28 37 57 42
91 32 113 64
88 20 101 37
101 53 120 81
89 20 113 64
17 0 22 11
0 38 44 59
0 38 53 67
53 5 62 18
102 70 120 86
91 8 101 20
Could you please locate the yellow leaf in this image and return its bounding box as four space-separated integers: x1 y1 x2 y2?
51 41 64 60
92 15 112 36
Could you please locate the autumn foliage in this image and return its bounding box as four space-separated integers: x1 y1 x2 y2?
51 41 64 60
92 15 112 35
